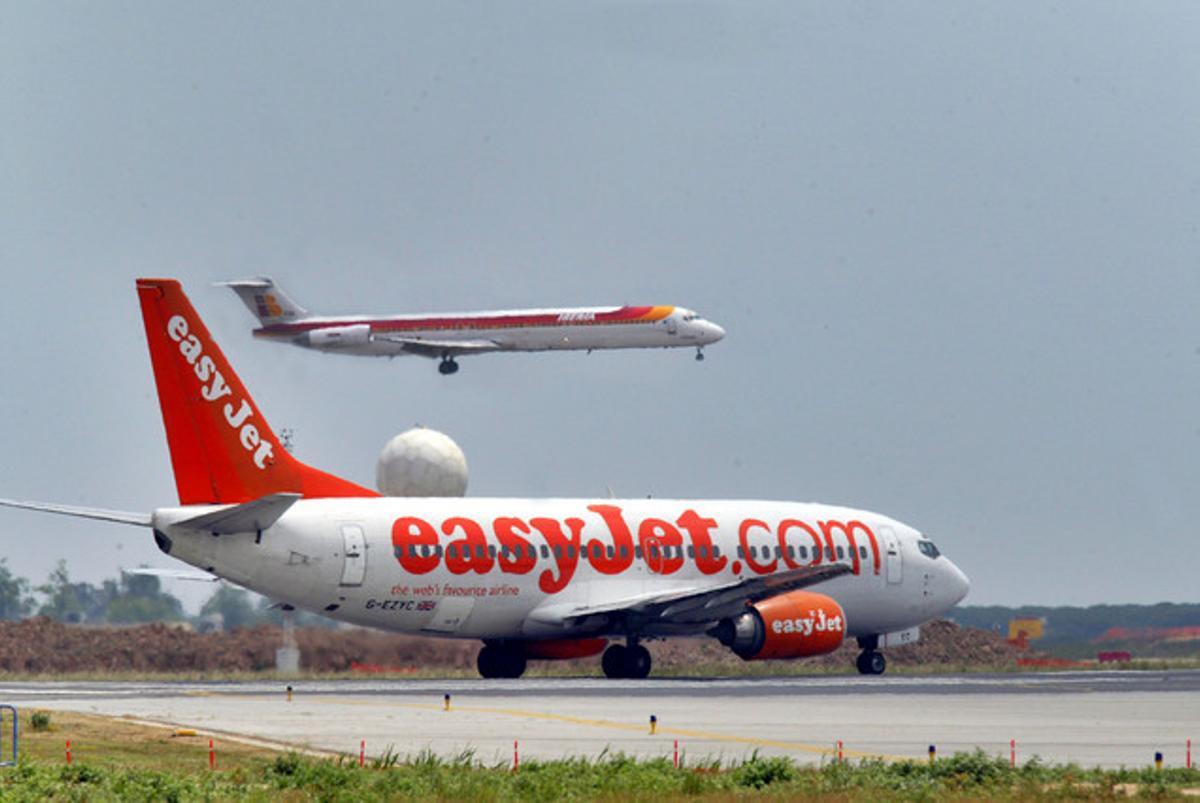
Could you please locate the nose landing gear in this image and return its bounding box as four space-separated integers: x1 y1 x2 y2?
602 640 652 679
856 650 886 675
695 348 705 361
855 635 887 675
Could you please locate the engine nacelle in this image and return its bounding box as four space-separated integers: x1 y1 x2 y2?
303 324 371 348
715 590 846 661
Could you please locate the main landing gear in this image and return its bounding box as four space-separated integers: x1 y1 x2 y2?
601 640 652 679
438 355 459 375
477 643 527 678
855 635 887 675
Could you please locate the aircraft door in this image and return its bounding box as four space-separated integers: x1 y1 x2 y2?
339 524 367 586
666 316 678 334
879 526 902 585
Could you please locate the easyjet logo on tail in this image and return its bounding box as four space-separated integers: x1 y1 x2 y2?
166 315 274 470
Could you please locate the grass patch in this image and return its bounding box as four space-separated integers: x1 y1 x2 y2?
0 722 1198 802
16 710 278 774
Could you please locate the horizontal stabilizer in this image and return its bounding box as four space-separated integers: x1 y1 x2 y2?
123 567 219 582
0 498 150 527
174 492 301 534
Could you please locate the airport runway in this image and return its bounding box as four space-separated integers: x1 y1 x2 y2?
5 671 1197 768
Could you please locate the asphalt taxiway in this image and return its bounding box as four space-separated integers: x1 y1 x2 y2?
5 671 1197 768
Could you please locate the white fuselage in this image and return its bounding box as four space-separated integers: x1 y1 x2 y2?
152 497 969 642
253 305 725 356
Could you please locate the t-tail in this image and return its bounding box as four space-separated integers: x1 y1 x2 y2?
137 278 376 504
218 276 309 326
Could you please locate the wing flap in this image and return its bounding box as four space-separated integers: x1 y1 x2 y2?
541 562 855 628
372 335 501 358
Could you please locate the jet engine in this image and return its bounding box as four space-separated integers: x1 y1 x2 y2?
303 324 371 348
713 590 846 660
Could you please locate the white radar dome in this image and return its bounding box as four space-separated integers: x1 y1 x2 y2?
376 427 468 497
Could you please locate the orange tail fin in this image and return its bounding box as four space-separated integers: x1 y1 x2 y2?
137 278 377 504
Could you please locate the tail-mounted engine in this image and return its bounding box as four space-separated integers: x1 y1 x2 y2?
303 324 371 348
713 590 846 660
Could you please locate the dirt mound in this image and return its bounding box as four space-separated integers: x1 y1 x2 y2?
0 617 1027 675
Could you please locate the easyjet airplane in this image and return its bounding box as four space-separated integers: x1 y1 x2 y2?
220 276 725 374
0 280 968 678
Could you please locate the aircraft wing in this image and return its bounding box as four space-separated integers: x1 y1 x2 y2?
0 498 150 527
371 335 502 358
534 562 854 629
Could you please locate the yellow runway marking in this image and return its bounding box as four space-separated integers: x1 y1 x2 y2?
200 693 910 762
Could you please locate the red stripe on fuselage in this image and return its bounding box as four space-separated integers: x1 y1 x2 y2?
256 306 667 337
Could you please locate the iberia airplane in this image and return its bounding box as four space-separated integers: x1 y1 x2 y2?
0 280 968 678
219 276 725 374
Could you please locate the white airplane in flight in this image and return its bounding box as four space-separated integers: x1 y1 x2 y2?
0 279 968 678
220 277 725 374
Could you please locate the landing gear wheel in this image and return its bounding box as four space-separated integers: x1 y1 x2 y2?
602 644 629 679
695 348 705 362
626 644 652 679
477 645 527 678
601 643 652 679
856 650 886 675
438 357 459 375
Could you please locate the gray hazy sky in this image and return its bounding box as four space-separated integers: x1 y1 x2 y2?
2 2 1197 610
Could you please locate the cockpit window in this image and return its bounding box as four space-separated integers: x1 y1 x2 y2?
917 540 941 559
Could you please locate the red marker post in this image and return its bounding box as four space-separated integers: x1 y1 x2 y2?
673 739 679 769
513 740 519 772
1010 739 1016 768
209 739 215 770
65 740 71 766
1187 738 1192 770
360 739 366 768
837 740 844 764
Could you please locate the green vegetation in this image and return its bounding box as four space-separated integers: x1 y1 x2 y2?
8 712 1200 800
952 603 1200 645
0 748 1197 801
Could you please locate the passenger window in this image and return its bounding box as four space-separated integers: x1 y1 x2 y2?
593 545 602 559
799 546 808 560
567 545 575 558
699 546 708 558
687 546 695 558
826 547 834 561
619 545 629 558
476 545 485 558
737 546 745 559
787 545 795 559
540 545 549 559
606 545 614 559
554 546 563 558
859 546 867 560
635 546 643 560
836 546 844 560
408 545 417 557
713 545 721 558
775 546 783 559
488 546 496 558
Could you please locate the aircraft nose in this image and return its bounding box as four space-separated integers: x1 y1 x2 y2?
706 322 726 343
946 561 970 606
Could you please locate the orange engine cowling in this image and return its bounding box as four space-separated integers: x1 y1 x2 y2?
715 591 846 660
